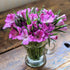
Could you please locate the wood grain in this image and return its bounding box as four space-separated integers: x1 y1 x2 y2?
0 26 70 70
0 0 70 53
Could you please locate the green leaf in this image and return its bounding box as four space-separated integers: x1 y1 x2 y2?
53 33 58 35
37 10 40 14
55 10 61 15
48 36 50 47
51 39 56 42
55 24 67 30
13 27 18 32
54 29 66 33
57 24 67 28
12 9 16 14
32 26 33 30
26 9 31 25
31 7 35 13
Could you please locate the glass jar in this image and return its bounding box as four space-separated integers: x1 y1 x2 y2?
24 41 47 67
46 40 56 55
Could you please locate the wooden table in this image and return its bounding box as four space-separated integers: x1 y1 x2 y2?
0 0 70 70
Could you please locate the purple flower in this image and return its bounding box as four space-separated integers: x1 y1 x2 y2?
39 23 48 31
43 33 49 41
56 19 64 26
47 10 55 17
50 35 58 40
9 29 19 39
29 13 38 21
17 10 24 17
48 24 55 32
3 14 16 29
59 27 67 31
27 24 32 31
21 8 31 20
33 30 45 42
41 9 48 14
35 7 39 12
3 8 67 44
17 29 30 45
40 10 56 23
57 14 67 21
40 13 55 23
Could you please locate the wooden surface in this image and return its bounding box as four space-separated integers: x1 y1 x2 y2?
0 26 70 70
0 0 70 53
0 0 70 69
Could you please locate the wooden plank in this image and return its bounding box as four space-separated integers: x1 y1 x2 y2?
0 26 70 70
0 0 70 53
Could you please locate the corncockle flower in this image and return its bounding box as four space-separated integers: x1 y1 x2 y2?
22 29 31 45
12 23 22 33
57 14 67 21
33 30 45 42
48 24 55 32
3 8 67 45
27 24 32 31
35 7 39 12
59 27 67 31
43 32 49 41
41 9 48 14
9 29 19 40
17 29 30 45
39 23 48 31
17 10 24 17
32 21 38 28
21 8 31 20
40 13 55 23
56 19 64 26
50 35 58 40
47 10 55 17
29 13 38 21
3 14 16 29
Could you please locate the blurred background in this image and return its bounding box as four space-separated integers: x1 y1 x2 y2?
0 0 37 12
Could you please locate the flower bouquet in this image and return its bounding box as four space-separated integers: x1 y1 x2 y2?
3 7 67 67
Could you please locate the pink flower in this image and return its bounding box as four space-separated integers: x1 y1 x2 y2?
33 30 45 42
48 24 55 32
39 23 48 31
29 13 38 21
17 10 23 17
41 9 48 14
22 29 31 45
59 27 67 31
27 24 32 31
3 14 16 29
35 7 39 12
12 23 22 33
17 29 30 45
9 29 18 39
40 12 55 23
3 23 12 29
40 9 56 23
56 19 64 26
57 14 67 21
47 10 55 17
50 35 58 40
32 21 38 28
43 33 49 41
21 8 31 20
